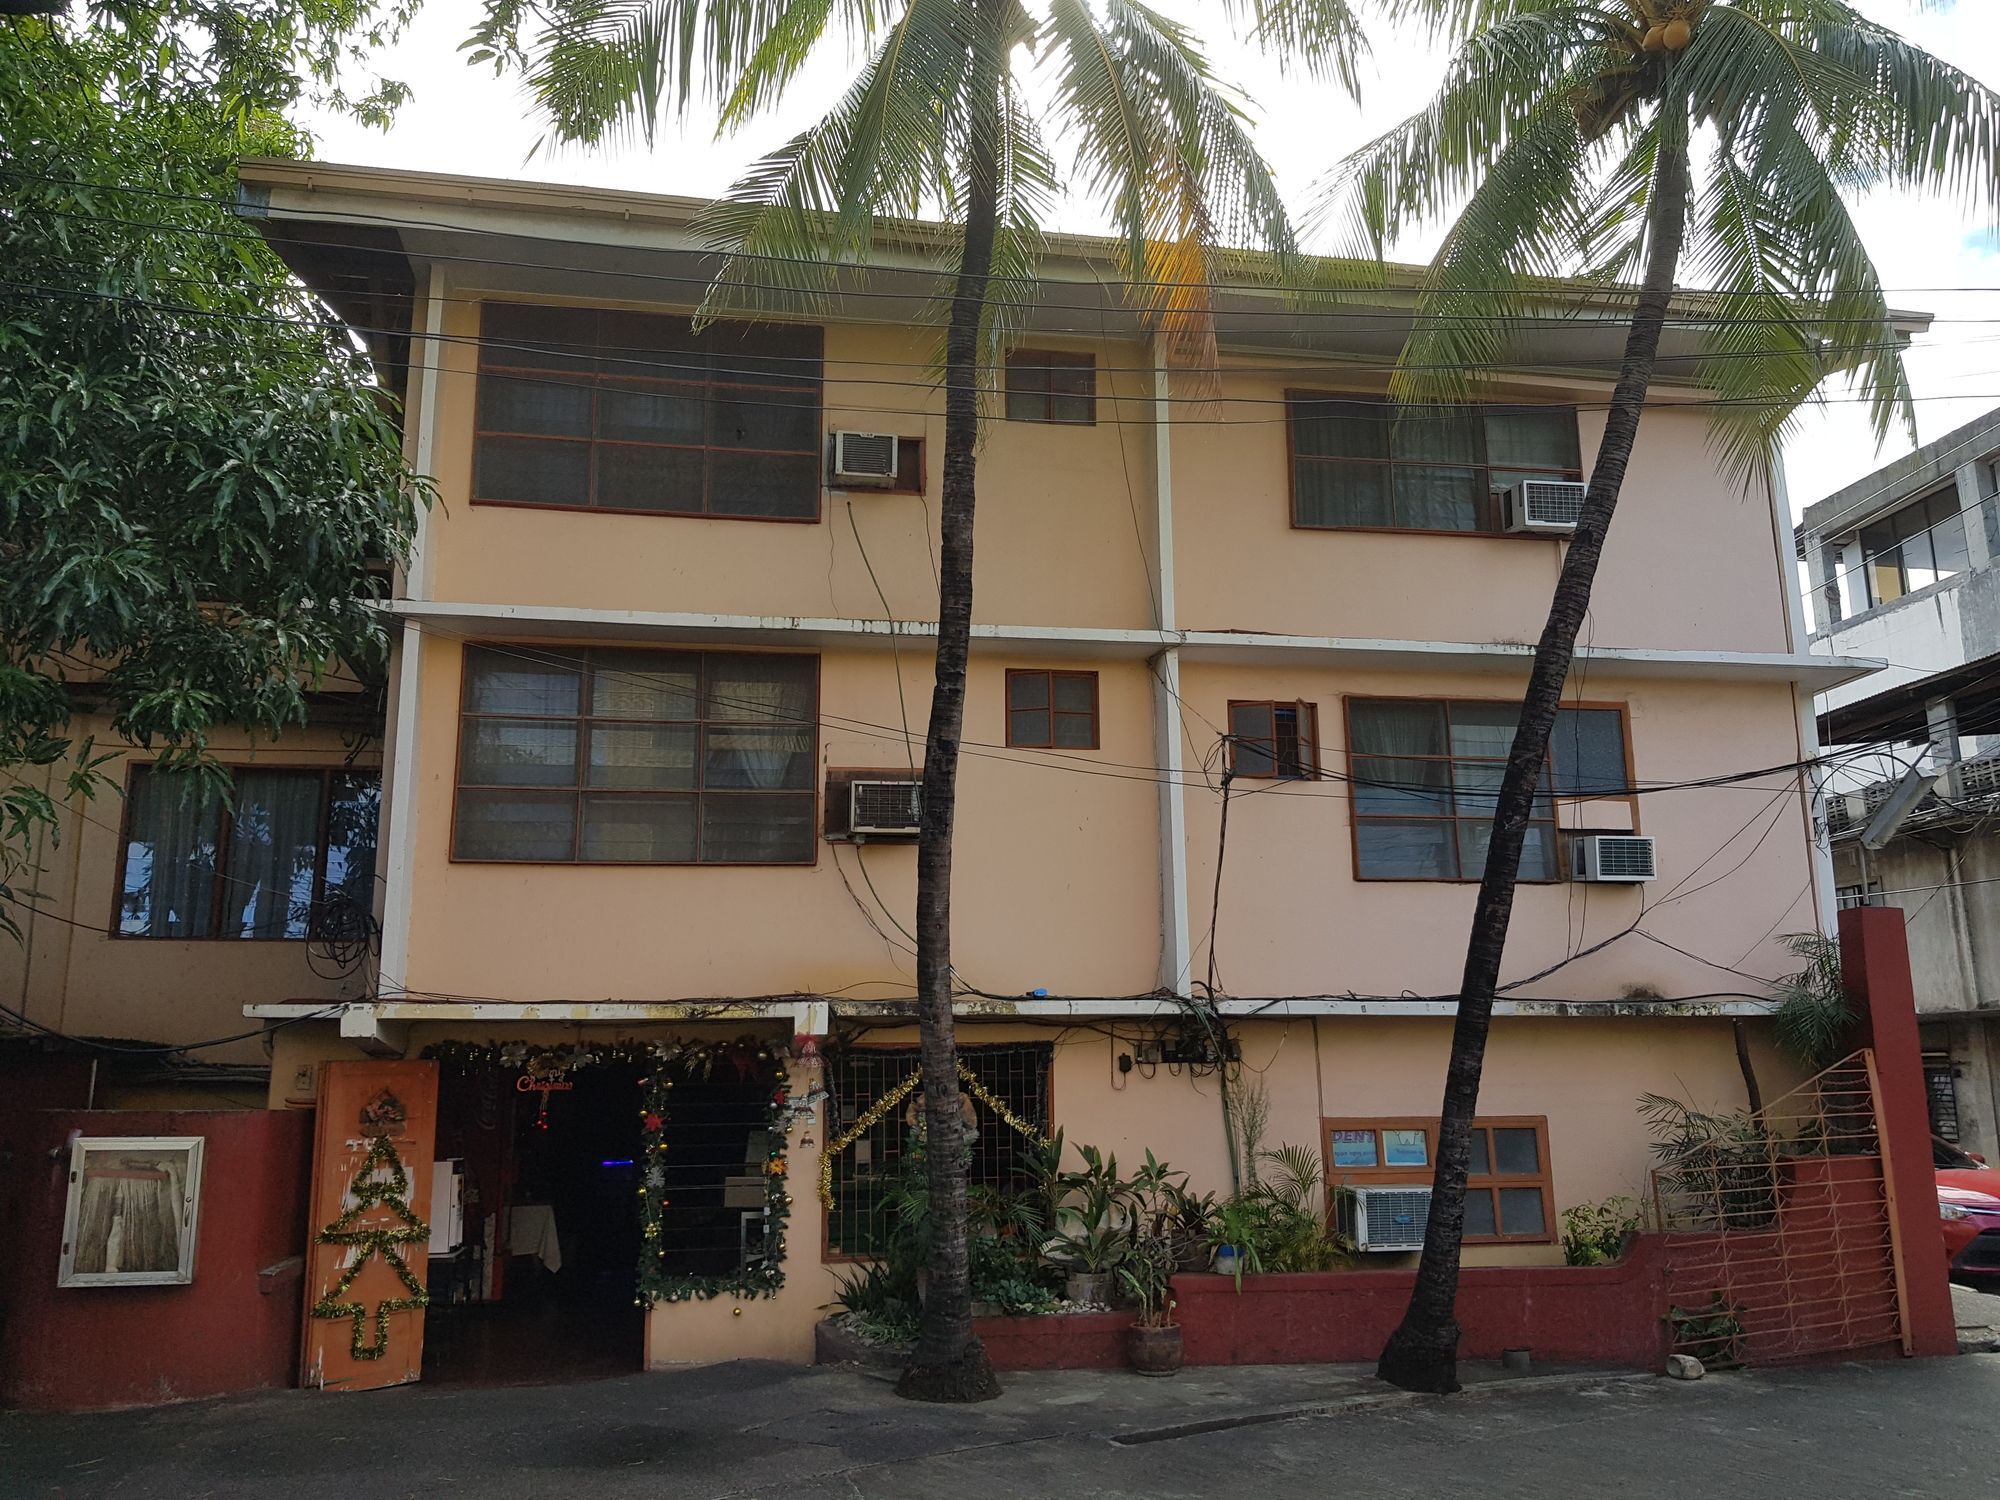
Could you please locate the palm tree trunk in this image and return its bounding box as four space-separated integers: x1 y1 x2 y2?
1377 129 1693 1396
895 7 1003 1407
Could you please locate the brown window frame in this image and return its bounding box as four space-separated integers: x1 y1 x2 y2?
1342 696 1636 884
1004 349 1098 425
112 765 380 941
1227 700 1320 780
450 643 820 867
471 301 826 523
1323 1115 1556 1245
1286 391 1583 535
1005 669 1101 750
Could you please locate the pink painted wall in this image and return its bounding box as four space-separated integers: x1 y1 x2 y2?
0 1109 312 1411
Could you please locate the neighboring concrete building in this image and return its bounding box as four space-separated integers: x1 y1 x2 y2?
1798 409 2000 1159
14 156 1889 1389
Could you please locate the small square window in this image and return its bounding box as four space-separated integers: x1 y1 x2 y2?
1005 670 1100 750
1229 701 1319 780
1004 351 1097 425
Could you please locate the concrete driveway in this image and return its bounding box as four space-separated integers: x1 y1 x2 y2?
5 1355 1998 1498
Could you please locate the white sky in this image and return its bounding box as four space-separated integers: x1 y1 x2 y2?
300 0 2000 516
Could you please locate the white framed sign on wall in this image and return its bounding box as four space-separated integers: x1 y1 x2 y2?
58 1136 205 1288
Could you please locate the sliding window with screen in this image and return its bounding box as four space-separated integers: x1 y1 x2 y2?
452 645 818 865
1288 395 1581 533
473 302 824 520
1345 698 1632 881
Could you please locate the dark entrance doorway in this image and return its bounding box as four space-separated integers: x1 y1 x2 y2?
424 1062 644 1386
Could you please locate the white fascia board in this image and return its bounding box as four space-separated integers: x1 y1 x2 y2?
377 599 1883 688
247 995 1774 1022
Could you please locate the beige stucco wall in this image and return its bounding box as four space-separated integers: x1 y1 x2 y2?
1167 366 1793 652
420 305 1162 631
1175 665 1819 999
395 634 1163 1002
393 627 1815 1008
415 295 1791 656
2 715 379 1067
264 1011 1799 1367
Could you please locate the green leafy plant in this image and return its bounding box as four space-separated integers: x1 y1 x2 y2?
1560 1196 1642 1266
832 1262 919 1344
1241 1146 1352 1273
1667 1293 1747 1369
1640 1094 1778 1231
1207 1199 1268 1292
1048 1144 1135 1277
1118 1232 1179 1329
1771 932 1853 1068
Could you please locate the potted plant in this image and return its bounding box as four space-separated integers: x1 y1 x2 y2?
1119 1235 1182 1375
1049 1144 1132 1304
1207 1199 1266 1290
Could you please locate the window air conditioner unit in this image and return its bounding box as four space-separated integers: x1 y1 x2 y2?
850 779 923 836
831 431 899 487
1502 478 1588 534
1340 1185 1432 1252
1571 833 1658 883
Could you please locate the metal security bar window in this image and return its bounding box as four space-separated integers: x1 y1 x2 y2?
473 302 824 520
1288 395 1581 533
1004 350 1097 425
1346 699 1630 881
116 767 379 939
452 645 818 864
826 1043 1053 1258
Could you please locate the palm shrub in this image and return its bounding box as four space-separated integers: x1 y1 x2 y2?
1321 0 2000 1394
469 0 1365 1402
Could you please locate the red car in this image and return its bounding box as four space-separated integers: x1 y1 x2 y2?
1935 1136 2000 1288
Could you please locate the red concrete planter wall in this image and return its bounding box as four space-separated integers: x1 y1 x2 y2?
1176 1235 1668 1370
977 1237 1669 1372
0 1108 313 1412
975 1310 1129 1370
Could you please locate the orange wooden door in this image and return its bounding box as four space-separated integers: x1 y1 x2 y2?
300 1060 439 1391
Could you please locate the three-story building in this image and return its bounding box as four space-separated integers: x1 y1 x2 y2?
231 159 1878 1378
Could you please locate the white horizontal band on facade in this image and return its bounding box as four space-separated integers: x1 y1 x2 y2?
378 598 1880 688
246 995 1775 1028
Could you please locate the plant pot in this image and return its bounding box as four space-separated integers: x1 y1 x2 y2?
1065 1271 1109 1305
1212 1245 1244 1278
1128 1322 1183 1376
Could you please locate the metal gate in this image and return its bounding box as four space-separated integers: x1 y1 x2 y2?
1652 1051 1905 1365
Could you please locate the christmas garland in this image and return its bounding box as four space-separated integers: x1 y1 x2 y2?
310 1135 432 1362
635 1063 793 1306
423 1035 781 1079
818 1061 1048 1208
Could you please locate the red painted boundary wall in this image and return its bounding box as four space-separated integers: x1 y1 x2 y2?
0 1109 313 1411
978 1236 1669 1372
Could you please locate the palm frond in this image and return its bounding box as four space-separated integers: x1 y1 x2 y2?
1216 0 1369 92
1763 0 2000 218
1312 6 1605 259
471 0 890 150
691 0 981 321
1389 84 1598 407
1041 0 1306 376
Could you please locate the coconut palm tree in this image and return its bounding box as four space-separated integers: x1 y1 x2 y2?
1318 0 2000 1395
466 0 1364 1402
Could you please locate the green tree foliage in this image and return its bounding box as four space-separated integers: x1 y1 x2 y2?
0 4 431 938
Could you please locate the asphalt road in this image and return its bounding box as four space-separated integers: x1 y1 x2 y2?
5 1355 1997 1499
